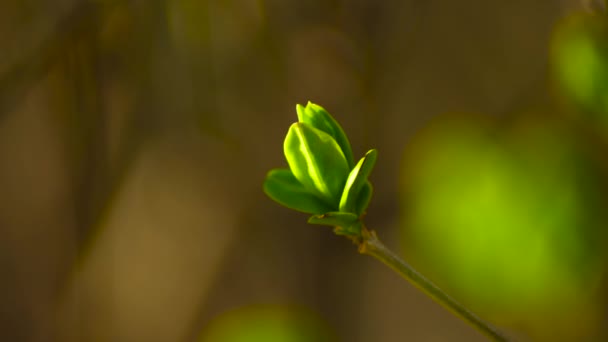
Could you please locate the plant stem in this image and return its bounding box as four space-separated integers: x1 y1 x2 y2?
358 227 510 342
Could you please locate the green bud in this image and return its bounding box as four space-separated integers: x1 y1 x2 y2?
284 122 350 208
339 149 377 215
264 102 378 235
296 102 355 168
263 168 334 214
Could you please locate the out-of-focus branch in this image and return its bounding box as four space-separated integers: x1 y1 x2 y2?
581 0 607 13
0 0 128 118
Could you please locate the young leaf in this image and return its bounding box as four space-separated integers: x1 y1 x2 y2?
354 181 373 216
284 122 350 208
308 212 362 237
339 149 378 214
296 102 355 168
307 211 359 227
263 168 334 214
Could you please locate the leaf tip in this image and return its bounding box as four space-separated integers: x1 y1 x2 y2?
296 103 306 122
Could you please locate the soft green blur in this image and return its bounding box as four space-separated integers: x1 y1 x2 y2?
401 116 607 340
553 13 608 127
199 305 335 342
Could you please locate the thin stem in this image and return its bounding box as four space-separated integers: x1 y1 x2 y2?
358 227 510 342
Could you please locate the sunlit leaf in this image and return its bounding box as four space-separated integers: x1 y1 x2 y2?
263 168 334 214
339 149 377 214
296 102 355 168
284 122 349 208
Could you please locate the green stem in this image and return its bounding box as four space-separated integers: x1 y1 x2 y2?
358 227 510 342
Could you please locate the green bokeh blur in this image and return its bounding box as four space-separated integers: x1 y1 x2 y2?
401 115 608 339
199 305 335 342
553 12 608 127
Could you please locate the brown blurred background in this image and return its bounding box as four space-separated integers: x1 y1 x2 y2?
1 0 607 341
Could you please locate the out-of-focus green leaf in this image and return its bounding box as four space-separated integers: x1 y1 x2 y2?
401 116 607 338
199 305 335 342
552 13 608 120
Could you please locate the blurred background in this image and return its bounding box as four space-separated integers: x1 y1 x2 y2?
1 0 608 341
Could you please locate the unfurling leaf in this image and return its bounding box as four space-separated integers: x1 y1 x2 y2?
355 181 373 216
296 102 355 168
339 149 377 215
263 168 334 214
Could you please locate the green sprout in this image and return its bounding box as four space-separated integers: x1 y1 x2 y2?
263 102 510 342
264 101 377 237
